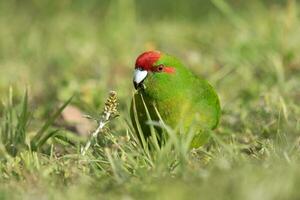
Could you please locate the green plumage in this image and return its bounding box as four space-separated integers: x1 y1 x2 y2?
130 53 221 148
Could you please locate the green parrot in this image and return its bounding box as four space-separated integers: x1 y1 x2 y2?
130 51 221 148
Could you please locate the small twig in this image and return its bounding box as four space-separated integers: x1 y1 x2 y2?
81 91 118 156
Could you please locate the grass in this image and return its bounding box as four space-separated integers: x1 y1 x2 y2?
0 0 300 199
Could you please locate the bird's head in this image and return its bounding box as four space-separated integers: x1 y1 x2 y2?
133 51 180 90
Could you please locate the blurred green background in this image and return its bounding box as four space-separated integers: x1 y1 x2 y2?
0 1 300 199
0 0 298 115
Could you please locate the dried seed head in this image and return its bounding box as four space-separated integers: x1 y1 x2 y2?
103 91 118 116
82 91 119 156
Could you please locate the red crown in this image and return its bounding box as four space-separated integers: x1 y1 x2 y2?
135 51 161 71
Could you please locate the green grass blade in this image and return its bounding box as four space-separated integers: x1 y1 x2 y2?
139 94 161 151
35 129 60 149
31 95 73 151
15 90 31 145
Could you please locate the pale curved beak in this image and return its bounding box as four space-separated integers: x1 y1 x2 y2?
133 69 148 90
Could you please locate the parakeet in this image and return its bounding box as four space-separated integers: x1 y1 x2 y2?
130 51 221 148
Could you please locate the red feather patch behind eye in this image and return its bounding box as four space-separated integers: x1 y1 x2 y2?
151 65 175 74
163 66 175 74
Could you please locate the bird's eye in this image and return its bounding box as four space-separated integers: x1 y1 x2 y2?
157 65 164 72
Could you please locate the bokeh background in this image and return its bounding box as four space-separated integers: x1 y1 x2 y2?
1 0 298 116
